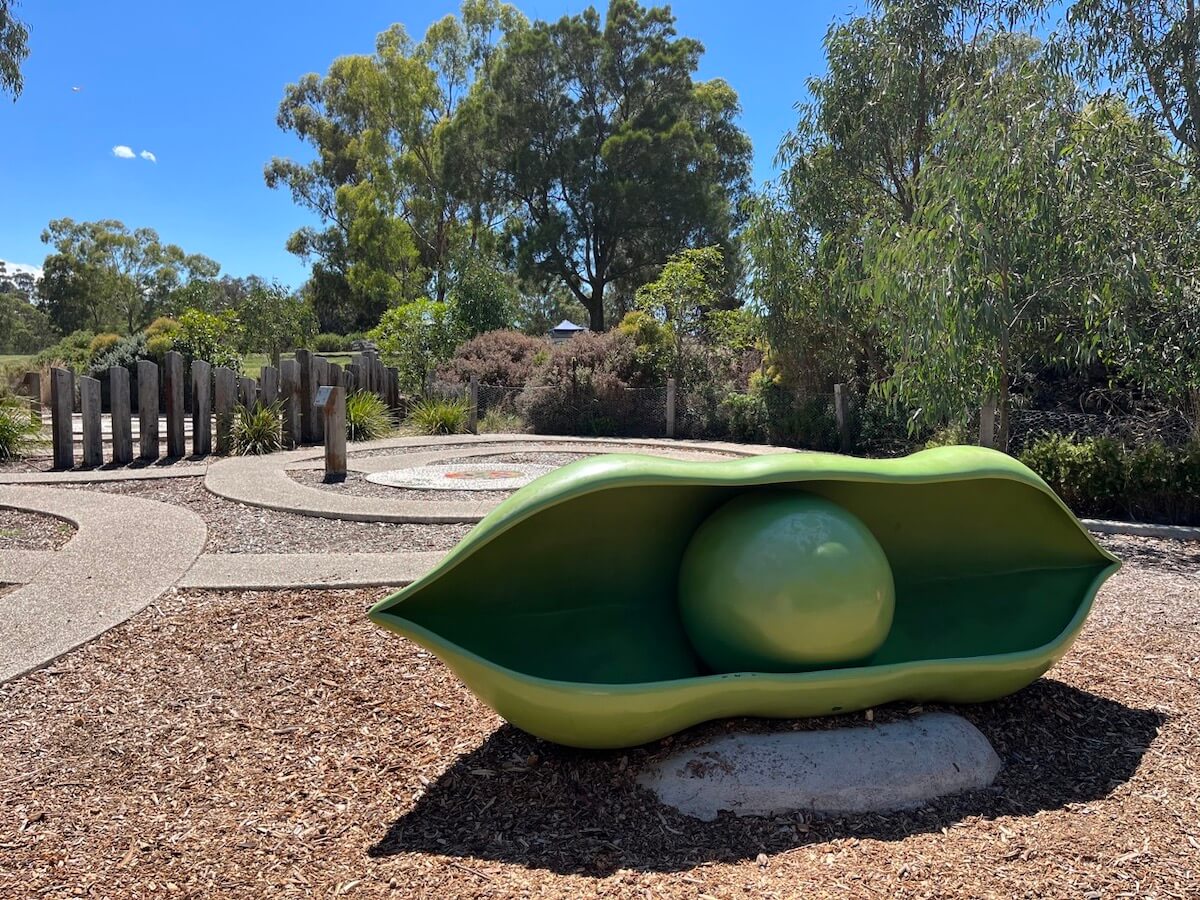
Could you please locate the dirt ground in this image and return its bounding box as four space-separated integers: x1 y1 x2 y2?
0 537 1196 899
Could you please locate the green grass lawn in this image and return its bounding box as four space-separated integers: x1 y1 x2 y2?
242 351 355 379
0 354 36 369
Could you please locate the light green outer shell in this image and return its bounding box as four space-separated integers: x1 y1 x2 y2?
369 446 1119 749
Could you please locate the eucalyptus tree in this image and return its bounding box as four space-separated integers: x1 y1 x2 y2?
266 0 523 328
1054 0 1200 171
865 34 1195 446
473 0 752 330
0 0 29 100
748 0 1013 393
39 219 218 335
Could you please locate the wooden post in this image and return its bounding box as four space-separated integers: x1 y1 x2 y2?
191 360 212 456
238 376 257 410
979 399 997 449
109 367 132 465
327 362 342 391
312 357 330 443
467 375 479 434
295 348 315 444
214 367 237 455
665 377 677 439
22 372 41 416
50 367 74 469
79 376 103 468
279 359 300 448
137 359 159 461
260 365 279 406
164 351 185 458
315 385 346 481
345 364 361 394
387 367 400 410
834 383 852 454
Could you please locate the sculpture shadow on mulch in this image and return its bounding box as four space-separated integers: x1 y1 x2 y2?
368 679 1165 877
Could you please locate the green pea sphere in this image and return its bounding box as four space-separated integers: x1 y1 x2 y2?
678 491 895 673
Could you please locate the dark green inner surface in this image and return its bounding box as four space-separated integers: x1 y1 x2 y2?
383 479 1110 684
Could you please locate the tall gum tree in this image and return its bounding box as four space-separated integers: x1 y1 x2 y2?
474 0 751 330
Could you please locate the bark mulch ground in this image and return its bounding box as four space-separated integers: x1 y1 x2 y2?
0 508 75 551
67 478 471 555
0 536 1196 898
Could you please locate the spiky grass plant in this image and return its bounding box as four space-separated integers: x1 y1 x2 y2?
407 396 469 435
346 390 395 442
229 401 283 456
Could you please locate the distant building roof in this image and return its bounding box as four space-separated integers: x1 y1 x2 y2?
551 319 587 333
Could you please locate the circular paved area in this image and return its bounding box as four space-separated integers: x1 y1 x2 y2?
205 434 792 523
366 463 556 491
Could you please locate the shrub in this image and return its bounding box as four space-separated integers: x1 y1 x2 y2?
517 330 663 436
173 308 243 371
1020 434 1200 525
407 396 468 435
346 390 394 442
144 317 181 340
479 408 525 433
0 394 41 460
924 421 974 448
720 391 768 443
369 298 458 393
35 330 95 372
313 332 349 354
87 333 150 378
757 378 839 450
437 330 546 388
88 332 123 359
229 402 283 455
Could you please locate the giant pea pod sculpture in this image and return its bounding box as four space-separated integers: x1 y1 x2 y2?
368 446 1119 749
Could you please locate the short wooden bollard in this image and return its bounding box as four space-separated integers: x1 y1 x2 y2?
279 359 300 447
295 349 315 443
315 385 346 482
312 357 330 443
191 360 212 456
49 367 74 470
238 376 257 410
22 372 41 415
665 377 677 439
467 375 479 434
260 365 279 406
164 351 186 458
109 366 133 464
79 376 103 468
137 360 160 460
213 367 237 455
387 367 400 410
834 383 852 454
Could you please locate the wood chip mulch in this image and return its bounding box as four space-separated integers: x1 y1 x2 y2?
66 479 471 555
0 508 75 551
0 548 1196 898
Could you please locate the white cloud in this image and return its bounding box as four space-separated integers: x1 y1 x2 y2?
140 150 157 163
112 145 136 159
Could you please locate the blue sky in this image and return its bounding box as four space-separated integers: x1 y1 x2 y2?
0 1 868 286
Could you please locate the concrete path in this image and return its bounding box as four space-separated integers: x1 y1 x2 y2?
0 466 206 486
179 551 442 591
206 434 776 524
0 485 207 681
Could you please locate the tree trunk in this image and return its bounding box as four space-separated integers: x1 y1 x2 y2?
588 282 605 331
997 326 1011 452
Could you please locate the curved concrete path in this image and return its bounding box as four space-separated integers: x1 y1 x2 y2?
0 486 207 681
179 551 442 591
206 434 784 524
